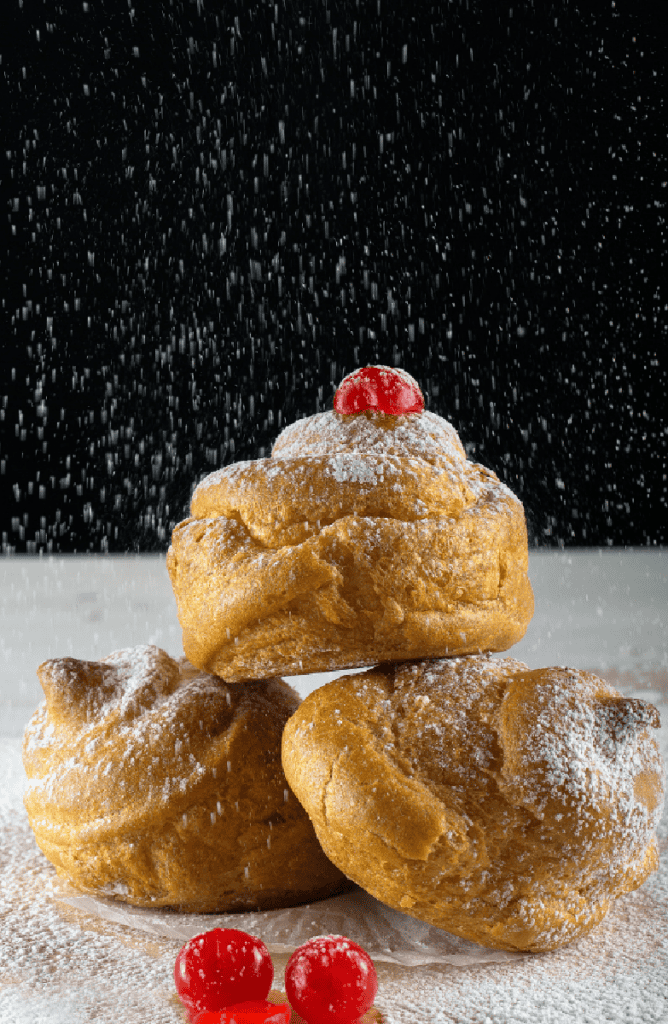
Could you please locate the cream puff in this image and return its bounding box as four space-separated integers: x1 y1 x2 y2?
281 655 664 952
22 644 351 911
167 366 534 682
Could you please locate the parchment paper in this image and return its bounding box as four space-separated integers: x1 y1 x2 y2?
48 876 528 967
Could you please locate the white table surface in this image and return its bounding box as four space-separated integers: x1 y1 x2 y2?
1 549 666 1024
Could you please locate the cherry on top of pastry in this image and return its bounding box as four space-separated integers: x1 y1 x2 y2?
333 365 424 416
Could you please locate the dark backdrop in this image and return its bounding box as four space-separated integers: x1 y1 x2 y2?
1 0 666 553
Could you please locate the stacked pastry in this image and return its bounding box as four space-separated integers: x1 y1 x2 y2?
167 366 533 679
23 366 664 953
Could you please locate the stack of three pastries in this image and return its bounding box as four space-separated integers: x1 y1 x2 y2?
23 368 664 952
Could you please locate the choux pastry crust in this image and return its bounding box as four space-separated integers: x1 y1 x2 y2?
167 409 534 682
281 656 664 952
22 645 351 912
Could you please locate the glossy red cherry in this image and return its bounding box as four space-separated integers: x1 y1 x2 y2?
333 365 424 416
285 934 378 1024
192 1000 291 1024
174 928 274 1021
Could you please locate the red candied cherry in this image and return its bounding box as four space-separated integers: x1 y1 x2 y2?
192 1000 291 1024
333 365 424 416
285 934 378 1024
174 928 274 1021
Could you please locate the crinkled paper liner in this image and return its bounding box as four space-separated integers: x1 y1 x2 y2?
48 876 528 968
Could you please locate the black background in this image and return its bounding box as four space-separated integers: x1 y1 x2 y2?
1 0 666 553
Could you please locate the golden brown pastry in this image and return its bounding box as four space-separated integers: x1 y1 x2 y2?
167 367 534 682
22 644 350 912
281 655 665 952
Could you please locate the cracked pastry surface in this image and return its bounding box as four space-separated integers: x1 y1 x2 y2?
281 656 665 952
22 644 350 912
167 409 534 681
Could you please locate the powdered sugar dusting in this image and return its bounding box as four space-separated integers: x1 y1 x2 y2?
0 752 183 1023
1 711 667 1022
327 453 387 485
191 407 472 504
22 646 239 841
288 656 664 954
187 406 515 544
271 409 467 469
497 668 664 845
